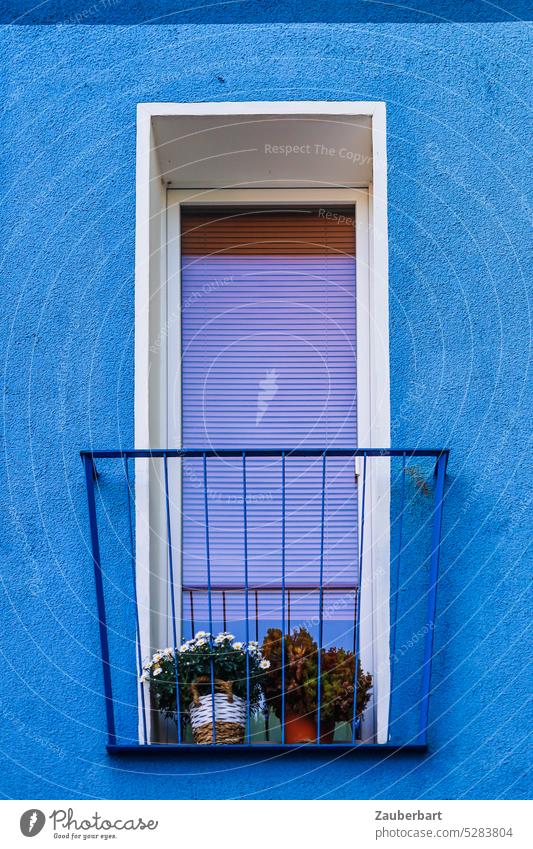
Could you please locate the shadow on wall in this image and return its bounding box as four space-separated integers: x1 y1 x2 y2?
2 0 532 25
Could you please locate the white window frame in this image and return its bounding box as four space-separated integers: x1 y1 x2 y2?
135 103 390 744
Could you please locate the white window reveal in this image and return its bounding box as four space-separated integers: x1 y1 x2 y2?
135 104 391 745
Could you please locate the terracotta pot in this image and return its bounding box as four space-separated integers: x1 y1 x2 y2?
284 711 317 743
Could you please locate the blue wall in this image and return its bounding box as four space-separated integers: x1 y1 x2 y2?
1 9 531 799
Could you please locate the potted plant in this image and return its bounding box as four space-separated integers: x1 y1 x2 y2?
141 631 270 744
261 626 319 743
261 627 372 743
320 646 373 741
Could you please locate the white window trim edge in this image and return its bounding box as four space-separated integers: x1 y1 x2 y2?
135 102 390 745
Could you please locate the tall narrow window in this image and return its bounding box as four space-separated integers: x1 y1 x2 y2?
178 207 358 646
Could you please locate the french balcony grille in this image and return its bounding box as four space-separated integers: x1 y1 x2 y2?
81 448 448 753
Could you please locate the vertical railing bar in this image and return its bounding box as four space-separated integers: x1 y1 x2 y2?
418 452 447 744
202 452 216 744
352 450 367 744
189 590 195 639
316 451 327 744
287 590 291 634
255 590 259 643
352 589 357 655
281 450 286 745
83 455 117 746
123 458 148 746
388 452 406 737
163 454 182 745
242 451 251 744
180 455 184 653
222 591 227 632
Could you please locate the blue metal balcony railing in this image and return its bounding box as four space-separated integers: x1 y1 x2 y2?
81 448 448 753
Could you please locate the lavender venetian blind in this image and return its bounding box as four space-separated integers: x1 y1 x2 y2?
179 207 358 627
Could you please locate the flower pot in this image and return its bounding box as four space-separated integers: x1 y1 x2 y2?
189 690 245 744
283 711 318 744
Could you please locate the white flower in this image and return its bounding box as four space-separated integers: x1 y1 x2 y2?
179 644 189 653
163 647 174 657
153 667 163 676
232 642 244 650
247 641 259 653
140 674 148 683
152 652 162 663
259 659 271 669
196 638 208 646
194 631 209 639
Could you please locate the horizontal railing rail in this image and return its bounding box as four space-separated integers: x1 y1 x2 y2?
81 447 448 461
81 447 449 752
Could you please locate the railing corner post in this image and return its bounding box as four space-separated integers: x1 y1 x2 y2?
417 449 447 744
82 453 117 747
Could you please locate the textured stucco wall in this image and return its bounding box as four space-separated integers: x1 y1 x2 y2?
1 16 531 799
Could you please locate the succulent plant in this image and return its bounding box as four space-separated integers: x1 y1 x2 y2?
261 626 319 717
320 646 373 725
261 627 372 727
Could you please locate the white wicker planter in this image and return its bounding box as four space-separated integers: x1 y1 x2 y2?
189 692 246 744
